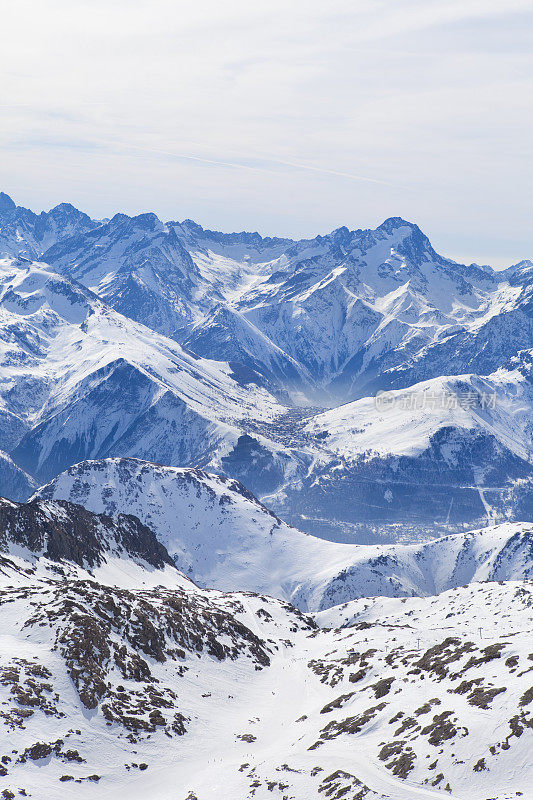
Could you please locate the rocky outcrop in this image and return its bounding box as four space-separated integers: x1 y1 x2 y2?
0 497 174 570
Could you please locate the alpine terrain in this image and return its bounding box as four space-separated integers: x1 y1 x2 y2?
0 193 532 541
0 192 531 800
0 497 531 799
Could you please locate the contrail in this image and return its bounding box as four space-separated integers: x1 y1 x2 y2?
94 137 404 189
269 156 402 188
2 113 404 188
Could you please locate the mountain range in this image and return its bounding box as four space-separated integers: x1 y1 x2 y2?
2 191 532 404
0 192 531 540
0 182 532 799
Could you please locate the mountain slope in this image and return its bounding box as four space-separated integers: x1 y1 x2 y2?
34 457 533 611
0 258 289 490
0 559 314 799
1 549 531 800
0 450 35 501
42 211 206 341
206 218 532 400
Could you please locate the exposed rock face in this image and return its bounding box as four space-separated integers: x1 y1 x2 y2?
0 496 174 570
21 579 274 715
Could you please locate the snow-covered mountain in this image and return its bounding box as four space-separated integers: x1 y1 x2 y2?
1 511 531 800
0 193 532 541
0 511 315 799
276 361 533 538
33 457 533 611
2 193 532 406
0 257 289 488
238 358 532 540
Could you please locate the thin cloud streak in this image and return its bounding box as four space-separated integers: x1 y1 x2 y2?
95 138 404 189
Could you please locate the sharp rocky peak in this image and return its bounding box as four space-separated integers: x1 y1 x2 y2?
0 192 16 215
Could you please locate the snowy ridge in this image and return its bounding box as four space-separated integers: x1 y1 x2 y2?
0 192 98 260
0 258 288 490
304 369 533 462
34 458 533 611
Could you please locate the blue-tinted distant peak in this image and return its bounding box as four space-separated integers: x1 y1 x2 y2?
376 216 418 234
109 212 132 225
48 202 84 216
50 202 78 213
131 211 163 231
329 225 351 238
104 210 163 232
0 192 16 214
179 219 204 234
48 202 94 224
171 218 293 249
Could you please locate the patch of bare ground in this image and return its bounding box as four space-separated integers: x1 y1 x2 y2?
309 703 387 750
378 740 416 778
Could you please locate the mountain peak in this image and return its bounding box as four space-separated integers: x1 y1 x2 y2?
49 202 81 215
329 225 351 240
108 212 132 225
132 211 163 231
377 216 418 234
0 192 16 214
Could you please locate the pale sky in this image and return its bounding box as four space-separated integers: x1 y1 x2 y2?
1 0 532 267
